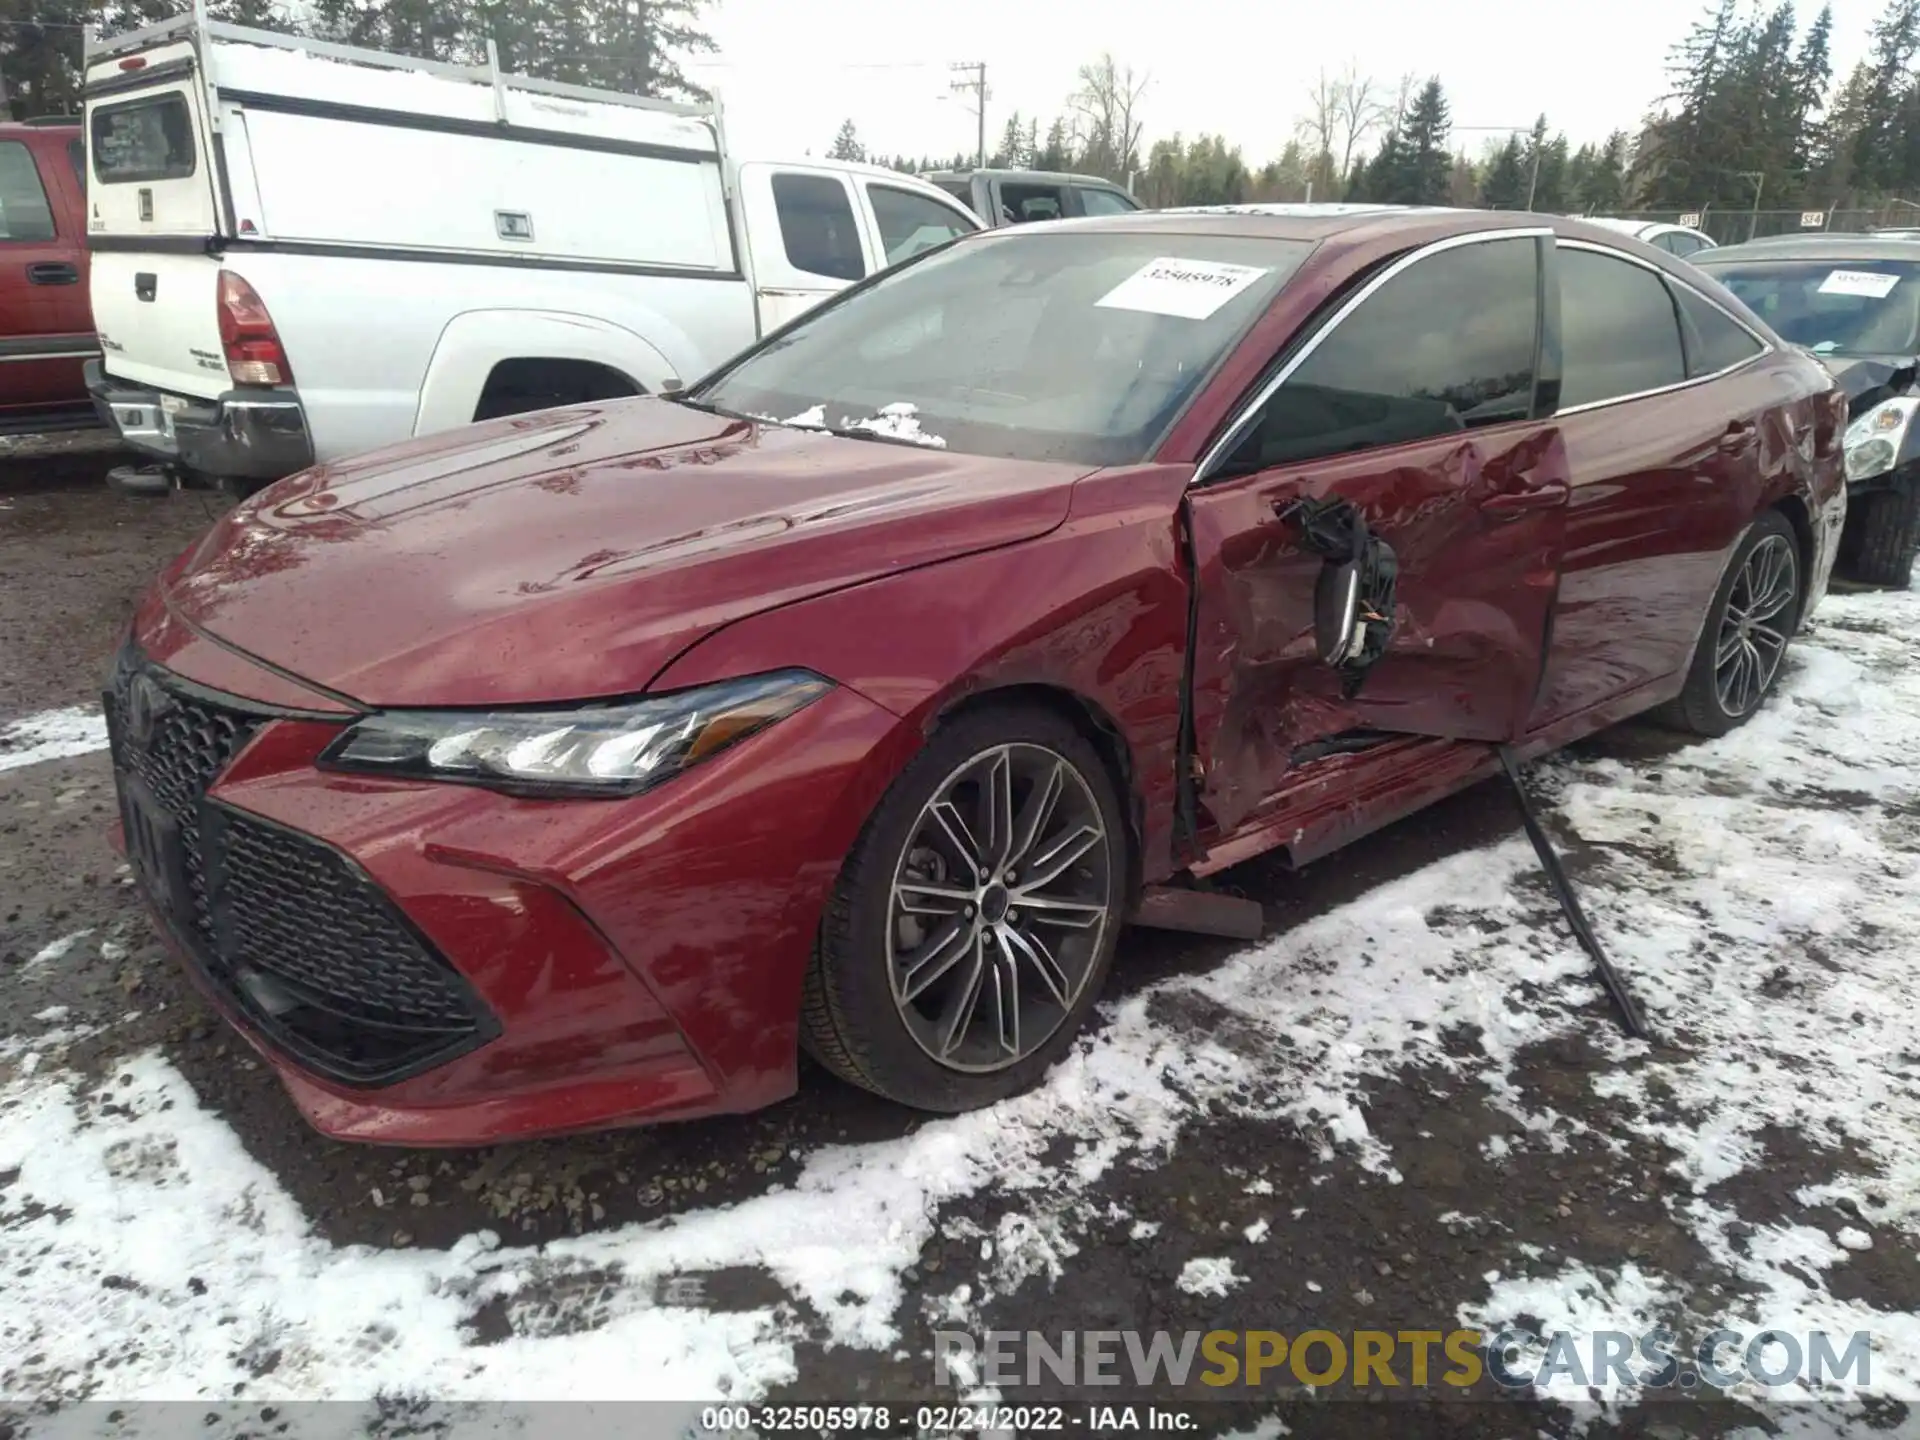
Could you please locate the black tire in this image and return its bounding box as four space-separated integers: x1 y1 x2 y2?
800 703 1128 1112
1654 510 1803 737
1836 482 1920 589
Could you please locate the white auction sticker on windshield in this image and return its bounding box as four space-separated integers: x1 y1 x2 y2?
1818 269 1900 298
1096 257 1271 320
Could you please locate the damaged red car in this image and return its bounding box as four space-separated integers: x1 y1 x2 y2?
109 206 1846 1145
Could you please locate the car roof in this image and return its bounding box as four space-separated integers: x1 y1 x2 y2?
0 118 80 135
981 204 1679 253
924 167 1125 187
1696 234 1920 264
1583 216 1714 242
1582 216 1657 237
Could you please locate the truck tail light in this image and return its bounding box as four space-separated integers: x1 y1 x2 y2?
216 270 293 386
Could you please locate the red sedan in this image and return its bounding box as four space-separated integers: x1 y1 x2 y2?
108 206 1846 1145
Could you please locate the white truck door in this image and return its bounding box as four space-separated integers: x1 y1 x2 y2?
849 176 981 269
735 163 877 331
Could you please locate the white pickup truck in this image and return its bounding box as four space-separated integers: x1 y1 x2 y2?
81 17 983 493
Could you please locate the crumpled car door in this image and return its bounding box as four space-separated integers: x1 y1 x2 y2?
1184 422 1569 833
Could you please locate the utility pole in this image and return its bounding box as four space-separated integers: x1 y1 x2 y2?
950 61 988 168
1739 170 1765 240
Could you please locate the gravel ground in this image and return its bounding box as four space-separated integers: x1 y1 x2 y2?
1 454 1915 1438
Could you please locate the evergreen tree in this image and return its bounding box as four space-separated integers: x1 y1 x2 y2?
828 118 865 162
1394 77 1451 204
993 111 1030 168
1852 0 1920 190
1527 122 1571 212
1479 135 1527 208
1035 116 1074 171
1576 130 1632 211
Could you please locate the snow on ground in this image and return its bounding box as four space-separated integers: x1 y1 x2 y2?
2 587 1918 1413
0 706 108 773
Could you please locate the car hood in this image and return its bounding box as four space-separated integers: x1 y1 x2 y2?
1816 352 1920 414
160 400 1087 707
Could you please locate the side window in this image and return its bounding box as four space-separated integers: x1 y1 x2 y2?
770 173 865 282
1650 232 1682 255
865 184 975 265
997 182 1069 225
68 139 86 191
0 142 57 242
1670 234 1709 257
1559 247 1686 408
1675 285 1765 377
931 178 973 207
1076 186 1138 216
1225 236 1539 471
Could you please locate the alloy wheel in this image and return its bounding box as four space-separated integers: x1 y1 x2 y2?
1713 532 1798 718
886 742 1114 1074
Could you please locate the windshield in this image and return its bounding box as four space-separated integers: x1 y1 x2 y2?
692 231 1313 464
1699 259 1920 357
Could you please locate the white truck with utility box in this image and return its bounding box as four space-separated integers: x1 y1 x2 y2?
81 16 982 494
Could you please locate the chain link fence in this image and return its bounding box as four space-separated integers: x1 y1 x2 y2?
1588 206 1920 242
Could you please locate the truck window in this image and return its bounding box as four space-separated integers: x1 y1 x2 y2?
931 178 971 206
90 93 198 184
866 184 974 265
0 142 57 241
771 173 864 282
1075 186 1137 216
997 182 1070 225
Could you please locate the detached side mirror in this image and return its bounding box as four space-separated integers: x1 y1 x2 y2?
1315 559 1363 666
1282 494 1399 693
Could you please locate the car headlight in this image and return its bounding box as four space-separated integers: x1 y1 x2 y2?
1843 397 1919 481
319 670 833 796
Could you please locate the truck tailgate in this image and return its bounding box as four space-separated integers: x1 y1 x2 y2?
85 42 230 399
91 251 227 398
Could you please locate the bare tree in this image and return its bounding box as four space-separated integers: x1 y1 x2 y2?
1387 71 1419 128
1297 62 1391 190
1071 53 1149 183
1334 64 1390 178
1298 68 1340 166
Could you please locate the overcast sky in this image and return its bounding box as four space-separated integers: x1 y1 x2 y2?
695 0 1886 166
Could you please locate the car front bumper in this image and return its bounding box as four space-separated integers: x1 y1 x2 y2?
85 359 314 484
108 608 912 1145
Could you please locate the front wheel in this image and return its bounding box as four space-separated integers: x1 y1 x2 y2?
801 704 1127 1112
1656 511 1802 737
1836 482 1920 589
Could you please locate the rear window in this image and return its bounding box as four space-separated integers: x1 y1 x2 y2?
1699 259 1920 357
770 172 863 282
90 93 197 184
0 142 56 241
694 231 1311 466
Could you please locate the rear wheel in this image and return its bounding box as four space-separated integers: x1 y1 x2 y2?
1836 482 1920 589
801 704 1127 1112
1656 511 1802 737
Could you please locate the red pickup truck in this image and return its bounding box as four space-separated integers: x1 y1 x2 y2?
1 118 98 435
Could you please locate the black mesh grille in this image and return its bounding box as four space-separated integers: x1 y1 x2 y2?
207 808 479 1032
104 644 495 1086
104 648 262 947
